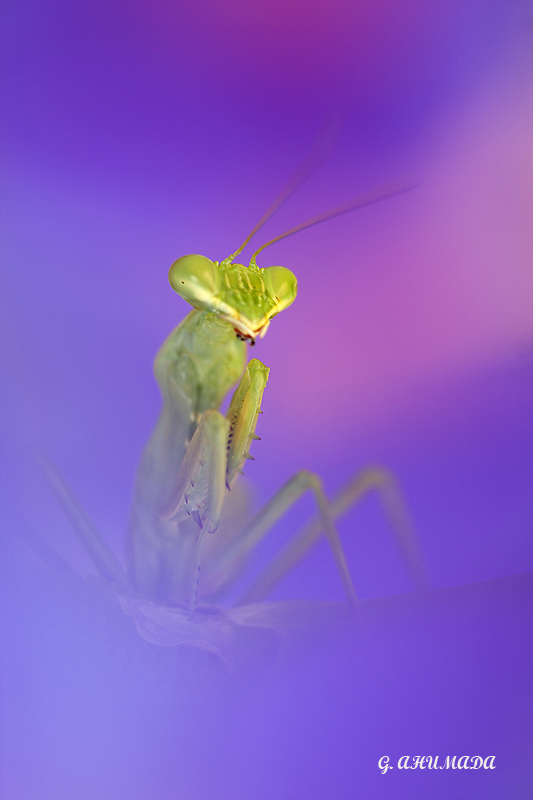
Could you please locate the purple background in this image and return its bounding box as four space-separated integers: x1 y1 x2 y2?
1 0 532 798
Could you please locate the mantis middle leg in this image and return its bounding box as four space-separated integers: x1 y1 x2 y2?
202 467 430 606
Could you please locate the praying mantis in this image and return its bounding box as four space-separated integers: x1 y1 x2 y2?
44 147 430 663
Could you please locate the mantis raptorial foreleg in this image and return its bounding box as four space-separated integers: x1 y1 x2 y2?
234 467 430 605
159 409 229 610
162 410 230 533
129 357 270 609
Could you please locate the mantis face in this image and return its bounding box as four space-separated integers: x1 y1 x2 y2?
168 255 298 342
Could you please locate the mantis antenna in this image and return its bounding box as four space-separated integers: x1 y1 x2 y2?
227 116 341 262
249 181 415 266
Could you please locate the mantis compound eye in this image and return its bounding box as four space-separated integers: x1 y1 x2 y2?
262 266 298 315
168 254 222 308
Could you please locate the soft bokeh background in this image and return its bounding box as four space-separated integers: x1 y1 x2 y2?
1 0 532 798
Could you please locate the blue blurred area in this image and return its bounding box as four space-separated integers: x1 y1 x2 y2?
1 0 532 797
1 542 531 799
1 0 523 189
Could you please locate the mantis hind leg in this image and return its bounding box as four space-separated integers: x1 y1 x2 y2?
38 453 129 590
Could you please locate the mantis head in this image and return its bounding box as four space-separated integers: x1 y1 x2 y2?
168 255 297 342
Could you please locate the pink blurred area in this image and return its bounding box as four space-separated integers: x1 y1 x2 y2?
130 0 459 93
266 78 533 442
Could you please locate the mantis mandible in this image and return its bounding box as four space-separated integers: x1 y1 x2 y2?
44 149 430 662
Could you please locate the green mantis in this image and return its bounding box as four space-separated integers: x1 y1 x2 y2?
44 154 429 661
127 250 356 614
